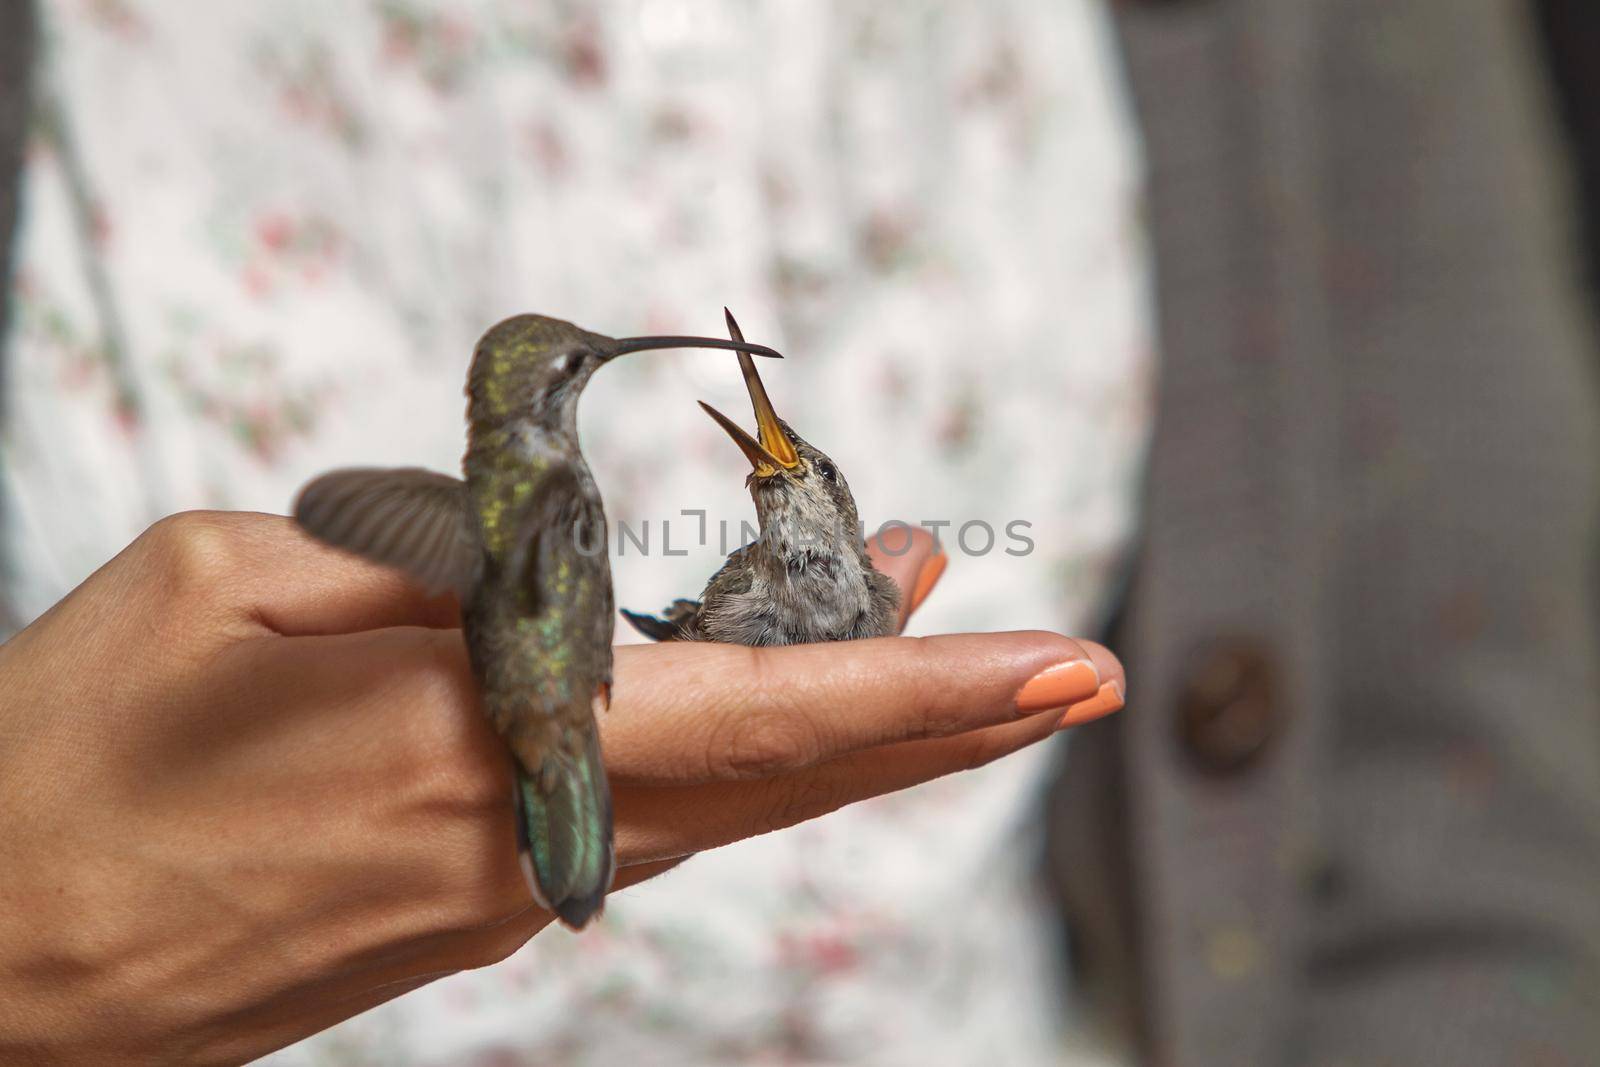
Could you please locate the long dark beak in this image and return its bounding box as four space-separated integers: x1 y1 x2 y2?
602 334 784 360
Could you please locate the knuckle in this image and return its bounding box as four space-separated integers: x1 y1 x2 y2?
437 750 510 815
893 637 952 742
906 709 965 744
837 636 955 746
404 644 505 811
408 637 473 716
358 635 505 851
140 511 245 592
696 646 834 779
706 705 824 780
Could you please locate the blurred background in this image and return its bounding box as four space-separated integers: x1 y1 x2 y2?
0 1 1596 1066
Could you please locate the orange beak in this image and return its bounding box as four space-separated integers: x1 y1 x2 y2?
700 309 802 478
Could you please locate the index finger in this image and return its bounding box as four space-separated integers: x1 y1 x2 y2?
603 630 1123 786
128 511 461 639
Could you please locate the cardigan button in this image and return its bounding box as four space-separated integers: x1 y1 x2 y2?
1176 638 1278 775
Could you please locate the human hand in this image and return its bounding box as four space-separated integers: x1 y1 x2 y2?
605 525 1124 862
0 513 1122 1065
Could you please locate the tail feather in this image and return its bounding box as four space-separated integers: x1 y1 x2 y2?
516 728 614 929
619 598 701 642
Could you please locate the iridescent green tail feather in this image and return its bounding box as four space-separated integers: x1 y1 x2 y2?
516 729 614 929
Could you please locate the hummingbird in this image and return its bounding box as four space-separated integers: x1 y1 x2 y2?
622 310 899 646
292 314 782 928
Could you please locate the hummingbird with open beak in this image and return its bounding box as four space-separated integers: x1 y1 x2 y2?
292 314 781 928
622 310 899 646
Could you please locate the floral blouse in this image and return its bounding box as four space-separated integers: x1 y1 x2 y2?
5 1 1151 1064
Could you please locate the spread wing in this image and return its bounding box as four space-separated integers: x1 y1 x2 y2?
293 467 481 598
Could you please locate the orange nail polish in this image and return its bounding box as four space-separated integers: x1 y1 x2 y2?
1015 659 1101 714
908 551 947 614
1057 681 1125 728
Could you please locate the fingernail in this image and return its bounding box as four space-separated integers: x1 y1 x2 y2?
908 551 947 614
1057 680 1125 728
1015 656 1101 714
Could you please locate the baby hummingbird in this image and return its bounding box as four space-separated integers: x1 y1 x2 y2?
292 314 781 928
622 310 899 646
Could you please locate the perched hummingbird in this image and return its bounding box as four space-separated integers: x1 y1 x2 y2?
622 310 899 646
292 314 781 928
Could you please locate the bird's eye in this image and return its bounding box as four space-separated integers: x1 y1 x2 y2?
816 461 837 483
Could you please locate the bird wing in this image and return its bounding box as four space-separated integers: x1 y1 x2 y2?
293 467 482 598
700 545 756 600
618 545 756 642
860 561 902 637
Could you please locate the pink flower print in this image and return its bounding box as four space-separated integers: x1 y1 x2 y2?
776 928 861 977
255 213 293 254
243 211 343 298
89 202 113 248
376 1 478 93
260 42 367 148
241 263 272 300
563 15 606 89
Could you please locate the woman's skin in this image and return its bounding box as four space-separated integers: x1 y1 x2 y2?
0 512 1124 1065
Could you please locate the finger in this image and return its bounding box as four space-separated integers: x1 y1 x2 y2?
164 627 482 766
604 631 1122 786
865 525 942 629
134 511 461 637
615 856 691 885
442 857 690 970
613 698 1098 863
224 975 439 1067
222 630 688 937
